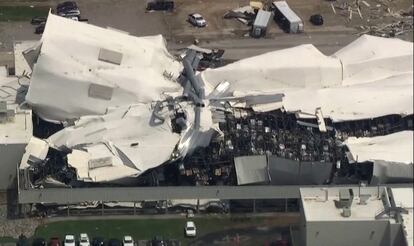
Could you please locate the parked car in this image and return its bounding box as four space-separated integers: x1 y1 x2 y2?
91 237 104 246
186 209 194 218
35 23 46 34
49 237 61 246
146 0 174 11
65 16 79 21
57 1 80 17
107 239 121 246
57 1 78 12
31 16 47 25
122 236 133 246
184 221 197 237
63 235 75 246
32 238 46 246
188 13 207 27
79 234 90 246
151 236 165 246
310 14 324 26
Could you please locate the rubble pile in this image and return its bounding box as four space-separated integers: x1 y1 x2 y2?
331 0 413 37
223 5 257 25
357 19 413 37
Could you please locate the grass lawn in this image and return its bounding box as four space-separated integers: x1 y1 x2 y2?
34 217 266 245
0 6 50 22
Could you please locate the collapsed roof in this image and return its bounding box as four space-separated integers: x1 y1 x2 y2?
201 35 413 122
345 131 413 184
25 13 182 123
21 14 413 185
345 131 413 164
48 104 181 183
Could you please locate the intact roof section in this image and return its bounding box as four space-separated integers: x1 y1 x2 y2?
300 187 389 222
333 35 413 85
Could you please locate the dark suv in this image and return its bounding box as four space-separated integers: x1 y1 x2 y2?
57 1 78 12
151 236 165 246
32 238 46 246
146 1 174 11
310 14 324 26
91 237 104 246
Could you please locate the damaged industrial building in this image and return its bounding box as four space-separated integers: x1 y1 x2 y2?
0 13 412 203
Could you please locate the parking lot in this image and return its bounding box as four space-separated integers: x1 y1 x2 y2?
1 0 412 66
26 214 298 246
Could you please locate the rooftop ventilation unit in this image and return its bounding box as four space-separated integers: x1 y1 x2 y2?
0 101 15 123
88 84 113 101
88 157 113 169
0 101 7 114
337 188 354 209
359 194 371 205
98 48 123 65
341 207 352 217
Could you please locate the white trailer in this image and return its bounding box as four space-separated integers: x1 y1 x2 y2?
251 10 273 38
271 1 304 33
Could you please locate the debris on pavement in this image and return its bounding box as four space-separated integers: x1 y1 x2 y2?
356 20 414 37
330 0 413 37
223 5 257 26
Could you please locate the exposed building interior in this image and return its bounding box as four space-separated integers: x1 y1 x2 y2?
0 13 411 193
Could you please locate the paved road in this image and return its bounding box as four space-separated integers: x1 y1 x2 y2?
170 32 358 60
0 0 412 63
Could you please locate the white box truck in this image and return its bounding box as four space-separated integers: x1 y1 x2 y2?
271 1 304 33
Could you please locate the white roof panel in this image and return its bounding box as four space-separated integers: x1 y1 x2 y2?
201 44 342 93
48 104 181 180
201 35 413 122
333 35 413 85
345 131 414 164
26 13 182 122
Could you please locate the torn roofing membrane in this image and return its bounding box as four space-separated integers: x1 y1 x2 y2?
25 13 182 123
48 104 181 180
22 14 413 183
201 35 413 122
345 131 413 165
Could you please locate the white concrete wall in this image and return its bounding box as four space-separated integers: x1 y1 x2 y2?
305 220 392 246
0 144 26 190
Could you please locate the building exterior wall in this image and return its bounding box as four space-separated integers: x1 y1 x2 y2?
306 220 391 246
0 144 26 190
389 222 406 246
298 199 307 246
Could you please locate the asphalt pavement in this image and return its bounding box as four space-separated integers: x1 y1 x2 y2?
170 32 358 60
0 0 412 64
